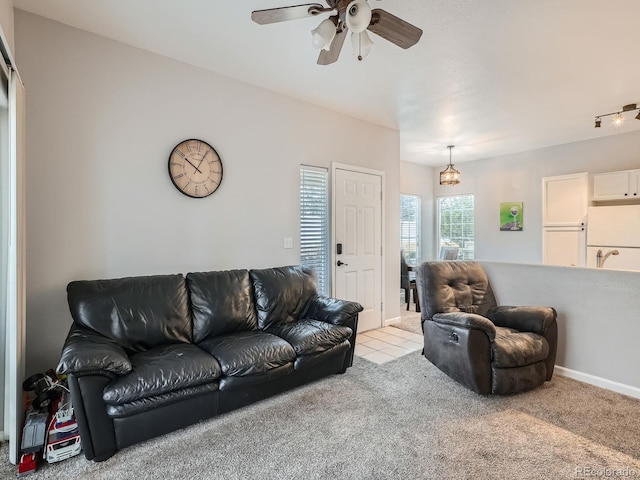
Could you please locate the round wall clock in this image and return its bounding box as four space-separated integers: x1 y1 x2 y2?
168 139 223 198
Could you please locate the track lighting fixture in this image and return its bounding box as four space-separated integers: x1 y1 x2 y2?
439 146 460 186
594 103 640 128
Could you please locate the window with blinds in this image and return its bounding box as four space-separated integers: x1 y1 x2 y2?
300 165 329 296
400 194 421 265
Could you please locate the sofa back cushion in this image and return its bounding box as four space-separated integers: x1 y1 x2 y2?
67 274 192 353
186 270 258 343
250 265 318 330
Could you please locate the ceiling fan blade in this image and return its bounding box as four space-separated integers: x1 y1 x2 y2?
317 27 348 65
251 4 326 25
368 9 423 49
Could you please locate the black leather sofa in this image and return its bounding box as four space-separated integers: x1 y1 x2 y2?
56 266 362 461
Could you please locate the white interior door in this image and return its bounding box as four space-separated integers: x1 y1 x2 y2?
333 167 382 332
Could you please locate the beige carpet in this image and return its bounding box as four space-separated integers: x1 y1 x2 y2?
3 352 640 479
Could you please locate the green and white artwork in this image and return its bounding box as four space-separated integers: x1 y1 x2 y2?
500 202 523 231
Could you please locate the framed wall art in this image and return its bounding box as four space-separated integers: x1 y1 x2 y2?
500 202 523 231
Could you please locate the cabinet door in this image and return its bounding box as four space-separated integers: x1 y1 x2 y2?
630 171 640 199
593 171 631 201
543 228 586 267
542 173 588 226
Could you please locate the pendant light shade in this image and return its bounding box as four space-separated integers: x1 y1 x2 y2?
439 145 460 186
351 30 373 61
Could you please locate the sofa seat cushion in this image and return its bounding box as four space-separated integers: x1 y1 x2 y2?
266 319 352 356
492 326 549 368
106 382 219 418
102 344 222 405
197 331 296 377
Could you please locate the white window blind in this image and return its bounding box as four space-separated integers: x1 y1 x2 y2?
300 165 329 295
400 194 421 265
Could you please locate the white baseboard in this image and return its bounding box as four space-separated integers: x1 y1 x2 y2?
555 366 640 400
384 316 401 326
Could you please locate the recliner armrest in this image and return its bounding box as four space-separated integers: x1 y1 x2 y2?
304 296 363 325
57 324 132 376
431 312 496 341
486 306 557 335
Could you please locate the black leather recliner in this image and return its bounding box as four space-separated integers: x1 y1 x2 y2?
57 266 362 461
415 261 557 395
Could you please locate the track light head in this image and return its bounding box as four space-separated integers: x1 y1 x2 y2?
614 113 624 126
636 111 640 121
595 117 601 128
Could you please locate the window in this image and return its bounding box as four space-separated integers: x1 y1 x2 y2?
299 166 329 295
438 194 474 260
400 194 421 265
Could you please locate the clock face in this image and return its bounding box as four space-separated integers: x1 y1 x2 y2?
168 139 223 198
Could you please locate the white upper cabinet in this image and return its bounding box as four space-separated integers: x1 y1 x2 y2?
592 169 640 201
542 173 588 226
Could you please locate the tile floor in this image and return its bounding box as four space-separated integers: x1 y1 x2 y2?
355 326 423 365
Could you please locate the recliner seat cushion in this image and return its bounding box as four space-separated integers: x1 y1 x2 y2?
250 266 318 330
198 331 296 376
492 326 549 368
267 319 352 355
102 344 222 405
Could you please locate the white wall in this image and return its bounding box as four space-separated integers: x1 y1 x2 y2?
431 131 640 263
483 261 640 394
400 160 435 261
0 0 14 58
15 11 401 374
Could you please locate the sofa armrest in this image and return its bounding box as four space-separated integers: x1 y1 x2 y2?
57 324 132 376
304 296 363 325
432 312 496 341
486 306 557 335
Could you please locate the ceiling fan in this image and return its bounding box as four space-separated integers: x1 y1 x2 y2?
251 0 423 65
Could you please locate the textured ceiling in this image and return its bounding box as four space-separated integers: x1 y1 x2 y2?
12 0 640 166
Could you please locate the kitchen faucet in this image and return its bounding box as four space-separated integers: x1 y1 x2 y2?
596 248 619 268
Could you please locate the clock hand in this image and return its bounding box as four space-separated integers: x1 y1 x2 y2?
184 158 202 174
196 150 210 169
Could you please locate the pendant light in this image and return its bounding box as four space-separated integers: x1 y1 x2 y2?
439 145 460 186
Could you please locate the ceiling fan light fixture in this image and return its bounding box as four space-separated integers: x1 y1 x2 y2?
351 30 373 61
345 0 372 33
439 146 461 186
311 18 336 51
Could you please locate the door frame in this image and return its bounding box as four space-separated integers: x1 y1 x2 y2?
331 162 385 327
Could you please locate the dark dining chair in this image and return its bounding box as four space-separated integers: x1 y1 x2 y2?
401 252 420 312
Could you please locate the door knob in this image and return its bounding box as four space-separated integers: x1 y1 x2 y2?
337 260 348 266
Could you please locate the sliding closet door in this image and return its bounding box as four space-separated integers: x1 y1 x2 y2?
4 66 26 465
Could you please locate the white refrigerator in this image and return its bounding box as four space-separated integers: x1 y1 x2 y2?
542 173 588 267
586 205 640 271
